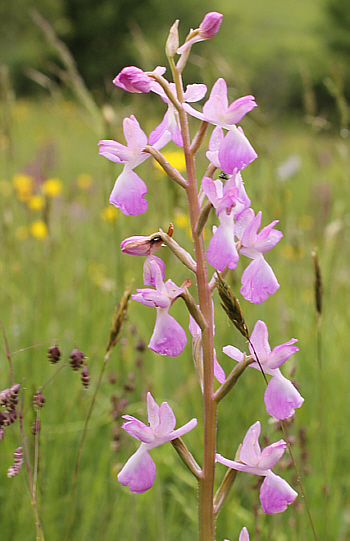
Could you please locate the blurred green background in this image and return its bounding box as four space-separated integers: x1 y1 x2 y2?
0 1 350 540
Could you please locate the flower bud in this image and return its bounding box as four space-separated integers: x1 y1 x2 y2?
113 67 152 93
69 348 85 371
120 234 163 256
199 12 223 39
7 446 23 478
48 345 61 364
166 20 179 58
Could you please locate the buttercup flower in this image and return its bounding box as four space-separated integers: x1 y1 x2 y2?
216 421 298 514
223 320 303 419
118 392 197 493
132 259 187 356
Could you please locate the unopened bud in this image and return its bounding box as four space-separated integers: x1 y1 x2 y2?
120 234 163 256
113 66 152 93
48 345 61 364
81 365 90 389
199 12 223 39
69 348 85 371
166 20 179 58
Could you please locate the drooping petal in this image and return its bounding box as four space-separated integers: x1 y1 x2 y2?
214 352 226 384
149 109 180 147
183 83 207 102
260 472 297 514
264 372 304 420
218 127 257 174
240 257 280 304
132 289 170 309
109 168 148 215
117 446 156 493
148 309 187 357
206 212 239 271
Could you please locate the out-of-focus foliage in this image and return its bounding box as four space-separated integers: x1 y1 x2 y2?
326 0 350 57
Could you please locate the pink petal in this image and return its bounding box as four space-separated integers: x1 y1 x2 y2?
218 127 257 174
201 176 220 207
206 213 239 271
260 472 297 514
255 220 283 252
121 418 154 443
239 527 250 541
123 115 148 153
109 168 147 215
214 352 226 384
268 340 299 369
153 402 176 437
226 95 257 125
249 320 271 362
143 255 165 287
222 345 245 363
259 440 286 469
240 257 280 304
239 421 261 467
147 392 160 430
199 12 223 39
148 309 187 357
113 66 152 93
264 373 304 420
203 78 228 121
132 289 170 309
183 83 207 102
118 446 156 493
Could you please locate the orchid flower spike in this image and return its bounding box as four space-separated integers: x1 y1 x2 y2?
132 259 187 356
98 115 169 215
118 392 197 493
223 320 303 419
216 421 298 514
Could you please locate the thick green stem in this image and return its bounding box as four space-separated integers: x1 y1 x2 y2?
171 62 217 541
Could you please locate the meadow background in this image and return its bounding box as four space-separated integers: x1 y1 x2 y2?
0 0 349 540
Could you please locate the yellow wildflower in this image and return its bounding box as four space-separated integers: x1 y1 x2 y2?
13 174 33 202
77 173 93 190
154 150 186 173
42 178 62 198
30 220 48 239
101 206 118 223
27 194 45 211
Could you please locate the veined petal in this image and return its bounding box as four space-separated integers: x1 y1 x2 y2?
226 95 257 124
118 446 156 493
264 372 304 420
143 255 165 287
203 78 228 120
147 392 160 430
201 176 220 207
123 115 148 153
132 289 170 309
148 309 187 357
109 168 147 215
98 139 131 163
255 220 283 252
260 472 297 514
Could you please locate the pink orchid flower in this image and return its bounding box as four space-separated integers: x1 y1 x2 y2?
201 172 250 271
183 78 256 131
236 209 283 304
223 320 303 419
216 421 298 514
120 234 165 286
206 126 257 173
118 392 197 493
132 260 187 356
98 115 169 215
113 65 166 93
